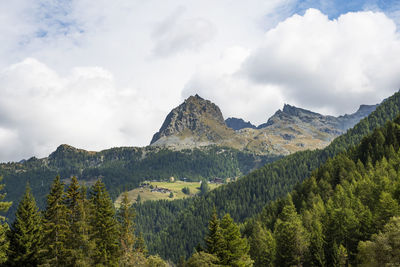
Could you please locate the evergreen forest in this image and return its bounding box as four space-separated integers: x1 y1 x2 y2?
1 92 400 266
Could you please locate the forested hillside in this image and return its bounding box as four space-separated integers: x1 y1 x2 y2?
0 146 276 220
135 91 400 262
242 113 400 266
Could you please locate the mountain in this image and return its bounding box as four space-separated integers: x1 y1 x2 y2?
151 95 377 156
150 94 234 147
244 110 400 266
225 117 256 130
0 143 277 220
134 91 400 262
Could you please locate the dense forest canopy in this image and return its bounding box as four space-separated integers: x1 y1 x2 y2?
135 91 400 262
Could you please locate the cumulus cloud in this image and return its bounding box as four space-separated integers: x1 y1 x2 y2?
0 58 160 161
151 6 216 57
1 1 400 162
241 9 400 115
182 46 285 125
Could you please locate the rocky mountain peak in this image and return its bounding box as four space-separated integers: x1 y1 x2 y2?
150 95 228 145
225 118 256 130
282 104 321 117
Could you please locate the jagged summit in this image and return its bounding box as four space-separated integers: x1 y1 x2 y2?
150 96 378 155
150 95 231 146
281 104 321 117
225 118 256 130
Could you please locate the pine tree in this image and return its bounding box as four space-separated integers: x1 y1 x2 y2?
89 180 120 266
274 198 309 267
64 177 93 266
205 208 224 257
7 183 42 266
0 176 11 264
248 221 275 267
117 191 136 266
219 214 253 267
135 232 148 255
41 175 69 266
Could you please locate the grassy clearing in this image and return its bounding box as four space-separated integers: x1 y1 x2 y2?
114 181 222 207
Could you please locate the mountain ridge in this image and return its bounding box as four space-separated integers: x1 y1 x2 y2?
150 95 377 155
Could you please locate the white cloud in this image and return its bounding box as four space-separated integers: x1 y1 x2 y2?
0 58 160 161
151 6 216 57
240 9 400 115
1 1 400 161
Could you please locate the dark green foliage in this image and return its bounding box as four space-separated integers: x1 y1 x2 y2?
0 146 276 221
357 216 400 266
248 221 275 267
218 214 252 266
64 177 93 266
205 208 224 256
182 187 190 195
7 184 42 266
202 210 252 266
89 180 120 266
199 181 209 196
117 192 136 266
245 113 400 266
274 198 308 266
135 92 400 262
0 176 11 264
41 176 69 266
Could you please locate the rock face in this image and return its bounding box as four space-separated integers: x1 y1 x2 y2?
225 118 257 130
337 104 378 130
150 95 234 147
151 95 378 155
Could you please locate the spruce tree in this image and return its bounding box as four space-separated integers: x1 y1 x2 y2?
89 180 120 266
205 208 224 256
0 176 11 264
41 175 69 266
7 183 42 266
248 221 275 267
117 191 136 266
274 199 309 267
65 177 93 266
219 214 253 267
135 232 148 255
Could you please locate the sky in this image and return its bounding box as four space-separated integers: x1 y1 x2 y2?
1 0 400 161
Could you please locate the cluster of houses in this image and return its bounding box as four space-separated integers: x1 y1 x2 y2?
150 186 171 194
139 182 172 194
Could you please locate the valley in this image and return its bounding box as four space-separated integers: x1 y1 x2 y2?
114 180 222 206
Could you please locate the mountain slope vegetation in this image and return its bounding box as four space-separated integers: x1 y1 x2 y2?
0 146 276 220
135 91 400 262
243 112 400 266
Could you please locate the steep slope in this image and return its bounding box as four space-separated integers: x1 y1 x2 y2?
245 113 400 265
225 118 256 130
151 95 377 155
134 91 400 262
150 94 234 147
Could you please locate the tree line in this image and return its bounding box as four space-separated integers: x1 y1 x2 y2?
134 91 400 262
0 176 170 266
241 116 400 266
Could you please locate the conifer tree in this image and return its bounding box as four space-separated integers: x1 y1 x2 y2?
41 175 69 266
117 191 136 266
89 179 120 266
7 183 42 266
0 176 11 264
219 214 253 267
248 221 275 267
135 231 148 255
64 177 93 266
274 198 309 267
205 208 224 256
